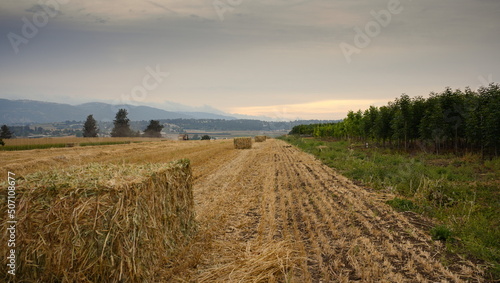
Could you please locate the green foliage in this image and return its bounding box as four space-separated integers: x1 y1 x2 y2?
111 109 133 137
0 138 4 146
466 84 500 154
374 105 394 145
82 115 99 137
289 123 337 136
289 84 500 156
431 225 453 242
143 120 164 138
0 143 67 151
386 198 418 212
391 94 412 148
361 106 379 140
201 135 211 140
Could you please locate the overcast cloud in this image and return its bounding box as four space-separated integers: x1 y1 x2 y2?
1 0 499 120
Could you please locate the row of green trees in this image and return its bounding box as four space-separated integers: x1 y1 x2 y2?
290 84 500 155
83 109 164 138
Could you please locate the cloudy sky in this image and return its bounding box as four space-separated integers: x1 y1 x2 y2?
1 0 499 120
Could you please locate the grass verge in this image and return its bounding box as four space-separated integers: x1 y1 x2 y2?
280 135 500 280
0 143 67 151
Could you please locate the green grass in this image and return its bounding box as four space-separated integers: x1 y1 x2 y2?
280 135 500 280
0 143 68 151
386 198 418 212
431 225 453 242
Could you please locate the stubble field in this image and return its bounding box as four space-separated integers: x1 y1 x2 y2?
0 139 485 282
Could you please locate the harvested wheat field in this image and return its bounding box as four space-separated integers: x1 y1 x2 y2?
1 139 485 282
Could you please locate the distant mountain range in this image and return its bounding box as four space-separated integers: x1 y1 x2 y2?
0 99 238 124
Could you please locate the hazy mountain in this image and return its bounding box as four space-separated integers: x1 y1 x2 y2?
76 103 192 121
0 99 88 124
0 99 237 124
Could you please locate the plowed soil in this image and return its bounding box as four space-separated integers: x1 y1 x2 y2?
1 139 485 282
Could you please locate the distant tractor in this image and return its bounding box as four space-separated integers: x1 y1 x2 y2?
178 134 189 141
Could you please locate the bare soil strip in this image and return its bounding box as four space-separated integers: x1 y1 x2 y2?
1 139 485 282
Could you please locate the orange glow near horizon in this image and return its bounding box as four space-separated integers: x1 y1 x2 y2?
229 99 388 120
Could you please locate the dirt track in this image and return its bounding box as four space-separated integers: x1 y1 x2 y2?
1 139 485 282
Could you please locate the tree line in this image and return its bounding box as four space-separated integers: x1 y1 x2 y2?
83 109 164 138
289 84 500 155
160 119 337 132
0 109 163 141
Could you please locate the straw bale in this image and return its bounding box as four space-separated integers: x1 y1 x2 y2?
254 136 267 142
0 159 195 282
234 137 252 149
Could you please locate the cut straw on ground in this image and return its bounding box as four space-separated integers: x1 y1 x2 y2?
197 240 301 282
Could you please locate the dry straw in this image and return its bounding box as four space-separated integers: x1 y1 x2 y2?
197 240 300 282
234 137 252 149
0 159 195 282
254 136 267 142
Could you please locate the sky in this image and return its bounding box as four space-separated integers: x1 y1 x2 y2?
1 0 499 120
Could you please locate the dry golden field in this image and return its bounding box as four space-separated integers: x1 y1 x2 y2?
0 139 485 282
2 136 163 146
